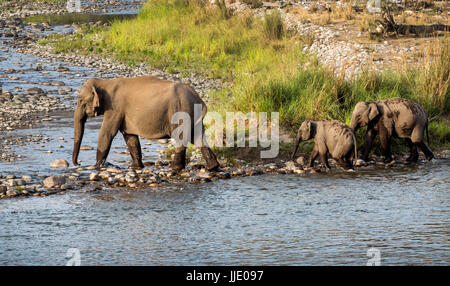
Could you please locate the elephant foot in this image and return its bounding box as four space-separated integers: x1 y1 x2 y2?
425 153 434 161
130 161 144 169
201 147 220 171
169 162 185 171
383 157 394 164
405 157 416 163
169 148 186 171
403 161 417 166
206 160 220 171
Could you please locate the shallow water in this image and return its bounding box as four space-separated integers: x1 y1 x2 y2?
0 159 449 265
1 4 449 266
0 112 164 177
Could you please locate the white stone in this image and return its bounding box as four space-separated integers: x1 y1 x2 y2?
50 159 69 168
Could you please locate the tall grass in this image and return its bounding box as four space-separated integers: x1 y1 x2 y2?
228 37 449 127
263 10 284 40
92 0 299 79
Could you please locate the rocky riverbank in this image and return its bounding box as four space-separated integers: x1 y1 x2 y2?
228 1 449 78
0 0 146 19
2 146 448 199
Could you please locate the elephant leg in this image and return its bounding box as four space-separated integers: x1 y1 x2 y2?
201 147 220 171
405 138 418 162
320 152 330 170
96 116 121 169
411 125 434 161
123 133 144 169
308 146 319 168
345 157 353 169
418 141 434 161
169 146 186 171
336 158 349 170
362 128 377 162
346 148 354 167
379 128 393 163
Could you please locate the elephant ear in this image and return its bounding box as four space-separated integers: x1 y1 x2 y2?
368 103 379 121
302 121 312 140
92 86 100 109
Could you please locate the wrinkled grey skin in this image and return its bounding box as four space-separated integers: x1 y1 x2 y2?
291 120 357 170
350 97 433 163
72 76 219 171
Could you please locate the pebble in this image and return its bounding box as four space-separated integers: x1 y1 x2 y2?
80 146 94 151
50 159 69 168
295 156 306 166
89 172 99 181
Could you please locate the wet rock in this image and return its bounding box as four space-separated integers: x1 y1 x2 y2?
355 159 366 167
247 168 263 176
26 87 45 95
51 81 65 86
80 146 94 151
98 171 110 179
6 190 18 197
295 156 306 166
232 169 245 176
125 172 137 183
106 167 122 174
50 159 69 168
89 172 99 181
22 175 32 183
43 176 66 188
217 171 231 179
284 161 297 171
57 66 70 72
197 169 213 179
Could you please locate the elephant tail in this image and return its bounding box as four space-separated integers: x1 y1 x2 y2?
426 119 430 146
352 132 358 166
201 102 207 121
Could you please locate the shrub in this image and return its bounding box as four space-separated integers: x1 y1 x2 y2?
263 10 284 40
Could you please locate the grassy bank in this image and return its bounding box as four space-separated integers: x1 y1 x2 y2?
46 0 449 149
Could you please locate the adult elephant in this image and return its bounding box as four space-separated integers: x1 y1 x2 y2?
72 76 220 171
350 97 433 163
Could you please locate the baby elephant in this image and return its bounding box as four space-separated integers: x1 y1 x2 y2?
291 120 357 170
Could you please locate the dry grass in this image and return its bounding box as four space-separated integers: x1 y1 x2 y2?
290 0 356 25
291 1 448 32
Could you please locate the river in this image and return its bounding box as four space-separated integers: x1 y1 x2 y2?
1 159 449 265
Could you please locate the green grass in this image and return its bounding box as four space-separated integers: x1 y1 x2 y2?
47 0 449 149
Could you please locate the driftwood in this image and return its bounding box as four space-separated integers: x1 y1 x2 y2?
376 8 450 37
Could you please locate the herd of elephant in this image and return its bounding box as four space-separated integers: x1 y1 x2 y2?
72 76 434 172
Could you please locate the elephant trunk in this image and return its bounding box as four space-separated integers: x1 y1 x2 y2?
72 105 87 166
291 136 302 160
350 119 359 133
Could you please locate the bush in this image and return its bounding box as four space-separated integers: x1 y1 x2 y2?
263 10 284 40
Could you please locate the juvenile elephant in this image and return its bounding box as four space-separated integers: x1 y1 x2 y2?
291 120 357 170
350 97 433 163
72 76 220 171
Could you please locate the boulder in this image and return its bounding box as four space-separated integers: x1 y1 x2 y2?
43 176 66 188
50 159 69 168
